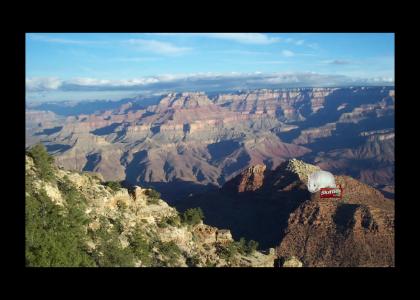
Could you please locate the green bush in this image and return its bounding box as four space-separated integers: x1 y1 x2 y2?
111 218 125 235
155 241 182 266
128 226 153 266
90 218 135 267
26 143 55 181
245 240 259 255
236 237 259 255
25 188 95 267
104 181 122 192
216 241 238 262
94 238 135 267
147 197 160 205
158 214 181 228
144 188 161 205
157 219 169 228
181 208 204 226
237 237 247 254
116 200 127 210
57 177 88 206
186 255 200 267
205 259 217 267
144 189 161 199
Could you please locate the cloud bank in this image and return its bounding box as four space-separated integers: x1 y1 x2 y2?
26 72 394 95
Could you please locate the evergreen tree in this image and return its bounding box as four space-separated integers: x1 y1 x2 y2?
181 208 204 225
27 143 55 181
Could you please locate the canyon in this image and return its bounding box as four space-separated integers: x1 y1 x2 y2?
25 86 395 267
26 86 395 201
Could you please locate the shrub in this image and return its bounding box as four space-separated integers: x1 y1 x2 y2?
155 241 182 266
104 181 122 192
147 197 160 205
236 237 259 255
57 177 88 206
128 226 153 266
90 218 135 267
144 189 161 199
181 208 204 226
116 200 127 210
237 237 247 254
26 143 55 181
205 259 217 267
245 240 259 255
94 238 135 267
144 188 161 205
186 255 200 267
111 218 125 235
25 188 95 267
158 214 181 228
157 219 169 228
217 241 238 263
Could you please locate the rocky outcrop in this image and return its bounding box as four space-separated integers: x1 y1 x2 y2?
192 158 394 267
281 256 303 267
26 153 275 267
284 158 321 184
222 164 266 193
276 174 394 267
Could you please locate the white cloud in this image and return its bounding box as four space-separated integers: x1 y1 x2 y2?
284 38 305 46
126 39 192 55
111 57 160 62
244 60 288 65
203 33 280 44
26 77 62 91
27 34 105 45
281 50 295 57
148 33 280 45
26 72 394 94
27 34 192 56
322 59 351 65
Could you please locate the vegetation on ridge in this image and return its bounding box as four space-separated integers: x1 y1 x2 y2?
25 144 273 267
181 208 204 226
26 146 95 266
27 143 55 182
104 181 122 192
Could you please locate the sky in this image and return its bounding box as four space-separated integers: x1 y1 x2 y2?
26 33 394 102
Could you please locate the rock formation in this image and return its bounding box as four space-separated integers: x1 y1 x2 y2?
222 164 266 193
26 150 276 267
185 158 394 267
26 86 394 200
277 175 394 267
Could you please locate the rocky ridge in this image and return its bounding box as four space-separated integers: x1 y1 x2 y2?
190 158 394 267
271 160 394 267
26 151 276 267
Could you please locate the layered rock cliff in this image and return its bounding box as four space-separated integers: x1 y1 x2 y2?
26 86 394 201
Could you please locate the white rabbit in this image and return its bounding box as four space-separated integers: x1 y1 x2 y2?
307 170 336 193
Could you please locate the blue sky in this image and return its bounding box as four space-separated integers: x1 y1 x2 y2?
26 33 394 102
